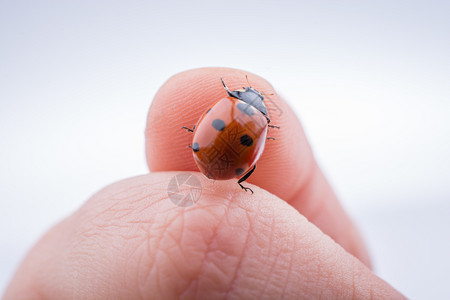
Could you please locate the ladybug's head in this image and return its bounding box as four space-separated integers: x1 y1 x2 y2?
221 78 269 118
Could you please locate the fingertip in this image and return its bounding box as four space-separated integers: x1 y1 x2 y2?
145 67 311 200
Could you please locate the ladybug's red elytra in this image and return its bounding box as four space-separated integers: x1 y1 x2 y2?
182 77 279 194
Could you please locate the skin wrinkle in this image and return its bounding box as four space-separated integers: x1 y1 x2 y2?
239 207 282 296
317 245 336 299
258 251 281 299
223 208 253 300
79 192 164 256
178 206 187 269
136 206 173 298
189 192 236 300
145 210 180 288
68 237 103 298
289 222 323 297
166 209 218 291
153 264 162 299
152 223 181 299
102 220 143 296
111 248 137 300
179 209 218 298
264 205 276 258
255 204 312 294
87 178 167 208
159 246 186 286
279 231 296 299
255 203 277 298
127 235 146 300
79 183 168 233
141 222 156 298
161 230 190 279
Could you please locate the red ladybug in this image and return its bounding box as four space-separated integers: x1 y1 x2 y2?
183 77 279 194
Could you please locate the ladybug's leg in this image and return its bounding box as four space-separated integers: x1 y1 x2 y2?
265 117 280 129
267 123 278 140
182 125 196 132
238 164 256 194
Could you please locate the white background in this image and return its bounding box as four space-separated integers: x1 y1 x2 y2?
1 1 449 298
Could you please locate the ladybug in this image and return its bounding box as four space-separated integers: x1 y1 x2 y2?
182 77 279 194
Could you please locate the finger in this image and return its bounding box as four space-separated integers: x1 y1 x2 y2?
4 173 404 299
145 67 370 266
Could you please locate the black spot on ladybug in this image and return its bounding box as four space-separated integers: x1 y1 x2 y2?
212 119 226 131
240 135 253 147
192 142 200 152
235 168 245 176
237 102 254 116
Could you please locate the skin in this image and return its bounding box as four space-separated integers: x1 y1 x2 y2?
3 67 405 299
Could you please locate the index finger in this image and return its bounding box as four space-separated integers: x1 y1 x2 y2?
145 67 371 266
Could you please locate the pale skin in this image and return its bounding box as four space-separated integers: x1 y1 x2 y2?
3 68 405 299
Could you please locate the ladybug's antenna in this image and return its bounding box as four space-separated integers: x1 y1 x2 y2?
245 75 252 88
221 77 233 97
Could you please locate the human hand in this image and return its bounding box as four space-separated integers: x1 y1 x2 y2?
4 67 405 299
